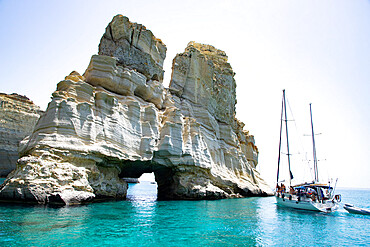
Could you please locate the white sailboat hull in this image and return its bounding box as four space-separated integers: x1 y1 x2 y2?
275 194 339 213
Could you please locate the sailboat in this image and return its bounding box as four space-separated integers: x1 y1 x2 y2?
275 90 341 213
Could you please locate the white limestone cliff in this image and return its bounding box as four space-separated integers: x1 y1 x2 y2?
0 93 43 176
0 14 272 205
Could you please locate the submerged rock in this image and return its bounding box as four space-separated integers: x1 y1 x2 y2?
0 93 43 176
0 15 272 205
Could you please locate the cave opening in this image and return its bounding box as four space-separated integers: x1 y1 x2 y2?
119 160 175 201
126 173 157 201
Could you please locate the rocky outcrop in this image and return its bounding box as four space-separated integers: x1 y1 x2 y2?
98 15 166 82
0 93 43 177
0 15 272 205
159 41 268 199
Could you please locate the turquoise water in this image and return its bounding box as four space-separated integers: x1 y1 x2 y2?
0 179 369 246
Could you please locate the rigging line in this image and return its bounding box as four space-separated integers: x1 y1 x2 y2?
286 97 306 155
286 96 315 181
280 151 301 155
286 98 321 182
283 90 292 185
310 103 319 182
303 152 314 182
277 92 284 184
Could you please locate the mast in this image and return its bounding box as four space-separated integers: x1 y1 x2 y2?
283 90 292 186
310 103 319 183
277 93 284 183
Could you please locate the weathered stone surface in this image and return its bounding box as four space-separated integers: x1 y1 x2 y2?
0 93 43 176
84 55 165 109
1 73 129 205
0 148 126 205
98 14 166 82
162 42 268 199
170 41 236 125
0 15 271 205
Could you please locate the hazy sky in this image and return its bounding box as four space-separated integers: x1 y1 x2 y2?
0 0 369 188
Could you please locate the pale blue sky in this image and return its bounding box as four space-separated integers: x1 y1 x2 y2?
0 0 369 188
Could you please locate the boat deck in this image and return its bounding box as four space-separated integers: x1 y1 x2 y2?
275 193 339 212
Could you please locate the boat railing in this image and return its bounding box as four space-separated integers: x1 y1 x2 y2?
276 189 341 204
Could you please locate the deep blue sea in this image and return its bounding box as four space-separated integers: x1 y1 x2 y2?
0 178 369 246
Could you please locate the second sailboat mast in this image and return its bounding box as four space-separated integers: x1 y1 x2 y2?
310 103 319 183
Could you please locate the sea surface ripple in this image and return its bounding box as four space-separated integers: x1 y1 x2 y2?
0 179 369 246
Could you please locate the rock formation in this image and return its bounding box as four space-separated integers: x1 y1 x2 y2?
0 14 272 205
0 93 43 177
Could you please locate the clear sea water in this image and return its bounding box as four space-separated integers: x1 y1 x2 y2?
0 178 369 246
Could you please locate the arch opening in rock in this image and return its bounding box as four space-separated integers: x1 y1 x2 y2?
0 14 273 206
126 172 157 201
118 160 176 200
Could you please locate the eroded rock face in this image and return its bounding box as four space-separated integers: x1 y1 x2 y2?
0 15 272 205
98 14 166 82
161 42 268 199
0 93 43 176
170 41 236 125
